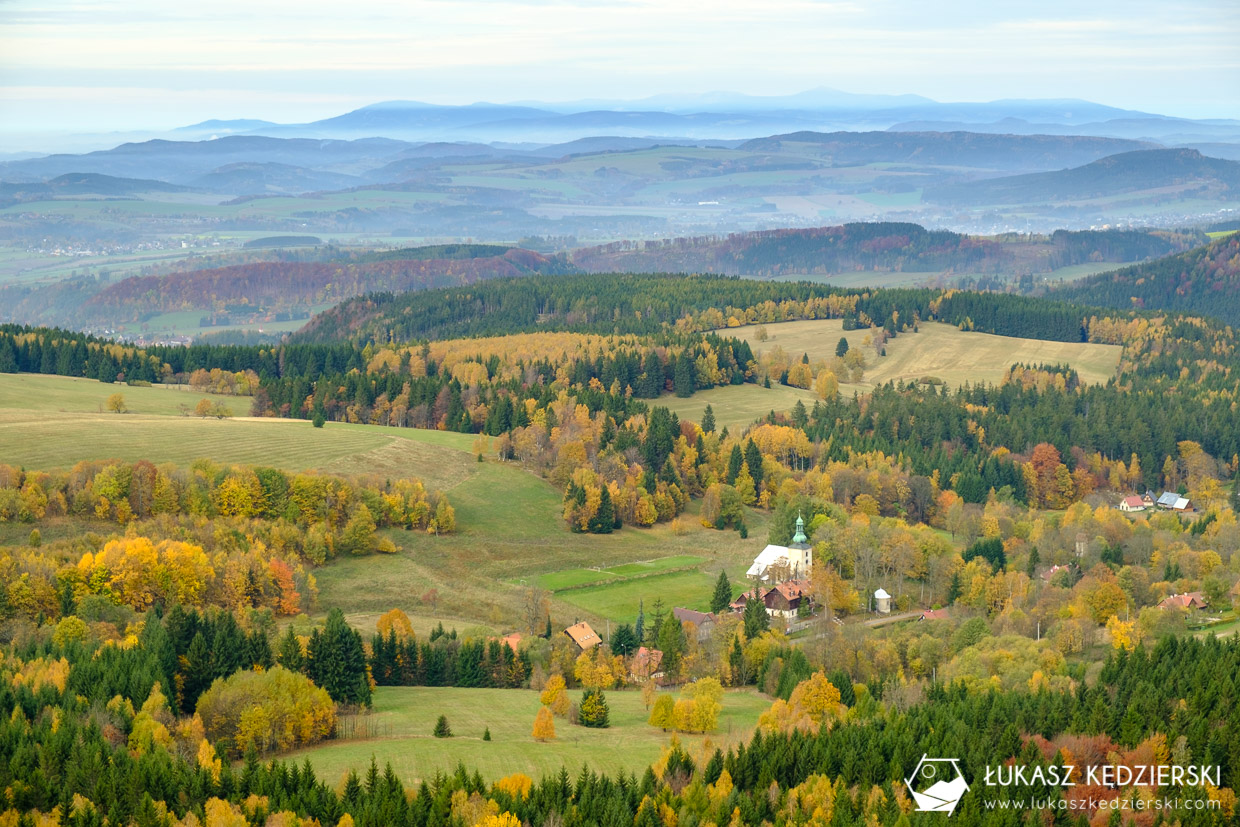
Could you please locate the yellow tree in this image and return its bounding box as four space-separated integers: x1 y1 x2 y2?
540 674 571 717
532 706 556 742
648 694 676 731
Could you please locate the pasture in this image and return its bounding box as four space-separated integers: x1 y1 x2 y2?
660 383 818 433
730 319 1123 391
0 373 764 636
289 686 770 787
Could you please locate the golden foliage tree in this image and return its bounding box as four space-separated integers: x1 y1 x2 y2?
532 706 556 742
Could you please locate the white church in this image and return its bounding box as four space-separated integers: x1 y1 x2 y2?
747 514 813 582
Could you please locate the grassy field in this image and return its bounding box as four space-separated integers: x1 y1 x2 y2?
729 319 1123 391
532 555 706 590
660 383 818 433
289 686 771 787
553 569 744 624
0 373 765 637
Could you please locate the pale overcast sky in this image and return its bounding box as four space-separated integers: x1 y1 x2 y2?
1 0 1237 137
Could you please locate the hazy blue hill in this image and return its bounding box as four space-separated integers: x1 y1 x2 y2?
0 172 191 205
739 131 1157 171
0 136 415 183
925 148 1240 205
189 162 366 195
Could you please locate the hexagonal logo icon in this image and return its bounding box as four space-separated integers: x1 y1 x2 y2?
905 754 969 816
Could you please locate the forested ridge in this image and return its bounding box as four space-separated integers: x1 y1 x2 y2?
1055 233 1240 324
1 630 1235 825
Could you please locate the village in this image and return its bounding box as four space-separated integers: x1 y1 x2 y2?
519 497 1240 687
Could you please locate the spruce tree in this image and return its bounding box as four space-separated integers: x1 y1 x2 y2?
1026 546 1041 579
726 444 744 485
589 484 616 534
836 337 850 357
710 570 732 615
433 715 452 738
700 404 716 433
742 593 769 640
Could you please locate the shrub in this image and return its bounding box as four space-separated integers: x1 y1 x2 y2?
196 666 335 757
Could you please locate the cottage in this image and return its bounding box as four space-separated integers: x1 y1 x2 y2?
629 646 664 683
730 588 766 613
764 579 810 619
874 588 892 614
918 608 950 622
1142 491 1156 508
672 607 715 640
1041 563 1073 584
1157 592 1208 611
564 621 602 651
1118 496 1146 513
746 515 813 582
500 633 523 653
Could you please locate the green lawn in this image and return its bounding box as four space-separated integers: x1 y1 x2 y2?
554 570 730 624
532 555 707 591
288 686 770 787
0 373 239 416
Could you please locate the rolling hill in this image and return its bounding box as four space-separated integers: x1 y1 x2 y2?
1053 233 1240 324
925 148 1240 205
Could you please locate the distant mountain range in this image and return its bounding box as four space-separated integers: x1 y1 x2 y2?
222 95 1240 145
15 89 1240 153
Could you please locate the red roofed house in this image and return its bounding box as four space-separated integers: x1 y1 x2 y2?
730 587 767 613
629 646 664 683
1042 564 1073 584
500 633 523 653
1118 496 1146 513
564 621 602 651
1157 592 1208 611
764 579 811 619
918 608 950 622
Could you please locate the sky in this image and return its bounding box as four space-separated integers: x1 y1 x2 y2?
1 0 1237 147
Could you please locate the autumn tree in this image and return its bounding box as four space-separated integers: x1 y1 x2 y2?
540 673 571 717
532 706 556 741
106 393 127 414
648 693 676 731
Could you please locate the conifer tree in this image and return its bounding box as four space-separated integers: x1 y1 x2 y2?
700 404 716 433
710 570 733 615
742 593 769 640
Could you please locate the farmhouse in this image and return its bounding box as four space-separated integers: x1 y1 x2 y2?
672 607 715 639
1118 496 1146 512
564 621 602 651
729 581 812 620
1155 492 1193 512
629 646 664 683
746 514 813 582
765 580 810 619
1157 592 1208 611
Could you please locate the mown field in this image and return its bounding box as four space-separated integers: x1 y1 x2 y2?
289 686 771 787
730 319 1123 390
660 383 818 433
